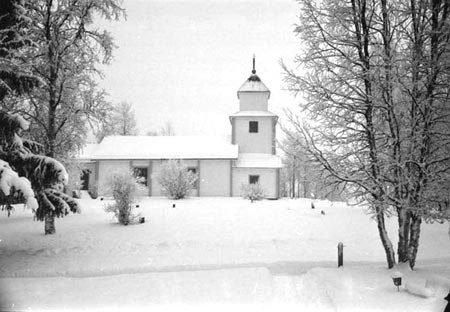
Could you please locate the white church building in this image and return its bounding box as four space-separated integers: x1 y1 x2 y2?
78 59 282 198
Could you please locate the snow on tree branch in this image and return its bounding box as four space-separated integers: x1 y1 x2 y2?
0 159 38 210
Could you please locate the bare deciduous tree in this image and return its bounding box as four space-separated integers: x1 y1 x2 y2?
283 0 450 269
2 0 126 157
95 101 138 142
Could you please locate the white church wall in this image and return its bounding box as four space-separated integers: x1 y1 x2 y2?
199 160 231 196
150 160 163 196
132 160 149 167
234 117 274 154
232 167 278 199
239 92 268 111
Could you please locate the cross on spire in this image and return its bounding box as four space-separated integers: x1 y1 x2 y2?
252 54 256 74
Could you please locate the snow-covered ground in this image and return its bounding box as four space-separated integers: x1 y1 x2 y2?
0 195 449 311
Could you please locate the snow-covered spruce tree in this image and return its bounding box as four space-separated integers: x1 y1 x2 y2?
155 160 198 200
104 170 142 225
0 2 79 234
0 0 38 99
0 111 79 234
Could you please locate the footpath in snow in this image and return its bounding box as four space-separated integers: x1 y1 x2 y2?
0 196 449 311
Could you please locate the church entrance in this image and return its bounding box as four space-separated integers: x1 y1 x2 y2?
81 169 91 191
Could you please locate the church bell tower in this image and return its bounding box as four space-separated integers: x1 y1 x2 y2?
230 55 278 155
229 56 282 199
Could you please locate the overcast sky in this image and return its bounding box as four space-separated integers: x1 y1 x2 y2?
97 0 301 137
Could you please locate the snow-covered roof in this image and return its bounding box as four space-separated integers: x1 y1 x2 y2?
80 136 239 160
229 110 278 118
237 73 270 99
235 153 282 168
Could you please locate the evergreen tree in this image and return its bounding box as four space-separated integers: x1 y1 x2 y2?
0 111 79 234
0 0 38 99
0 1 80 234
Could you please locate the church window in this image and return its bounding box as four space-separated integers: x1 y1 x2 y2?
188 167 198 189
249 121 258 133
249 175 259 184
133 167 148 186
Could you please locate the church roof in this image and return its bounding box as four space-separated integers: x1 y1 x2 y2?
229 110 278 118
237 56 270 98
77 143 99 161
237 74 270 98
235 153 282 168
79 136 238 160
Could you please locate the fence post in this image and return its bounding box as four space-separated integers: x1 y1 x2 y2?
338 242 344 267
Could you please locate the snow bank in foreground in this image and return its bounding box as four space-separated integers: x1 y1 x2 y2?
1 265 449 311
0 196 449 310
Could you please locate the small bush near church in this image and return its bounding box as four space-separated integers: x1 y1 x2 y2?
88 185 98 199
241 183 265 202
104 170 143 225
156 160 198 200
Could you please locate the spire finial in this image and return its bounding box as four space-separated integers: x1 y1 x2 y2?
252 54 256 74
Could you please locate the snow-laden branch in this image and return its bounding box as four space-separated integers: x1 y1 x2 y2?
0 159 38 210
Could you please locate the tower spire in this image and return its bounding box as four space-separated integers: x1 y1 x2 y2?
252 54 256 74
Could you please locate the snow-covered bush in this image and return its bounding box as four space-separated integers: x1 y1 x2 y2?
241 183 265 202
104 170 142 225
89 185 98 199
155 160 198 200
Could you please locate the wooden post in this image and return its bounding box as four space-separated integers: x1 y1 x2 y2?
338 242 344 267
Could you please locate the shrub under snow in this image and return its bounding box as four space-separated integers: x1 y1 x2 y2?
241 183 265 202
104 170 143 225
155 159 198 200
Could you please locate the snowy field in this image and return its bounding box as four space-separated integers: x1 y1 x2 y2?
0 195 449 311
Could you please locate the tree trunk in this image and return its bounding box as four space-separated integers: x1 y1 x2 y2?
397 208 411 263
408 214 422 269
47 103 56 158
291 169 295 198
44 211 55 234
376 206 396 268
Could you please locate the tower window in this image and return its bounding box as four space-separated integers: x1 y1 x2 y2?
249 121 258 133
249 175 260 184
